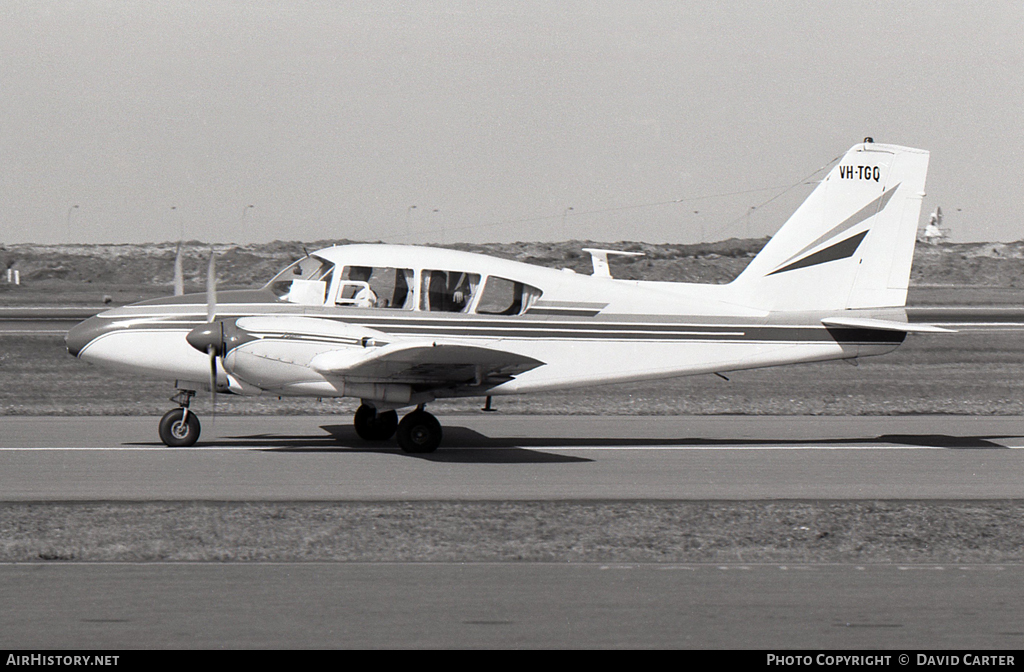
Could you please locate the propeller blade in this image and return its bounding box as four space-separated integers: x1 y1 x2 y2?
208 345 218 421
173 242 184 296
206 250 217 323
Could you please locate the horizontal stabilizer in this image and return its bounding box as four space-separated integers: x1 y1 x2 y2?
821 316 954 333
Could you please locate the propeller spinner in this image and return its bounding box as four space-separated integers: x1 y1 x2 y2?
185 322 225 356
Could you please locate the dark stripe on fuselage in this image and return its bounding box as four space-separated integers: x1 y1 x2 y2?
241 327 904 345
74 307 907 347
824 327 906 344
524 308 603 317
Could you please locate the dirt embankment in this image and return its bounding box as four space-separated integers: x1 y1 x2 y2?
3 239 1024 294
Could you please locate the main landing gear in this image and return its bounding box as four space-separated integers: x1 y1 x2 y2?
354 403 442 454
353 404 398 441
159 390 201 447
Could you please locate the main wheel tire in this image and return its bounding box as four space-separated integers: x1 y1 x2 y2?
353 405 399 441
396 410 442 453
158 408 201 447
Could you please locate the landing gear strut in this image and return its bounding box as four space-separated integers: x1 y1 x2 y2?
396 407 442 454
159 390 201 447
353 404 399 441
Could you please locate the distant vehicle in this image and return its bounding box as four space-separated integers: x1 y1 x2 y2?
66 140 947 452
920 206 946 244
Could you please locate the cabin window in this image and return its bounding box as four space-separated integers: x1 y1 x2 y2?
420 270 480 312
267 255 335 304
336 266 414 309
476 276 542 315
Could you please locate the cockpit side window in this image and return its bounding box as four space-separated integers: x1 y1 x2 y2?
475 276 542 315
420 270 481 312
336 266 415 309
267 255 335 304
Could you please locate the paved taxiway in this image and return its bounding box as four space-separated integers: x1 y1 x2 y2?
2 415 1023 500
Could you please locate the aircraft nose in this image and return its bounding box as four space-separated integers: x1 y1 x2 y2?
65 316 109 357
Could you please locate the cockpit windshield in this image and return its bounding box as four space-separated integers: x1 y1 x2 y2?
266 255 335 303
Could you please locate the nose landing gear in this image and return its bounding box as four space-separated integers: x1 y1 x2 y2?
159 390 201 447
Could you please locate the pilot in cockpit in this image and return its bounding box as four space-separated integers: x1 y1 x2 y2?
349 266 379 308
449 272 472 311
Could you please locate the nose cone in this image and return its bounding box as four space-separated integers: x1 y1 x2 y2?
186 323 223 354
66 316 109 357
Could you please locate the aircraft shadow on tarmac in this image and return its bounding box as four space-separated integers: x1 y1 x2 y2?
228 426 593 463
332 427 1015 451
132 426 1020 459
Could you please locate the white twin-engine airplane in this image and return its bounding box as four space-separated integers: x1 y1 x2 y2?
67 140 947 452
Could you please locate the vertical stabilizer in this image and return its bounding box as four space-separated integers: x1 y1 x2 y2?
729 141 929 311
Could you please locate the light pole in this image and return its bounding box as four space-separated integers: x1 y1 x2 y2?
431 209 444 245
170 206 182 242
406 205 417 240
562 207 574 241
65 205 79 242
240 205 254 243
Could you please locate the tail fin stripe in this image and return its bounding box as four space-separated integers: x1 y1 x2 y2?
773 183 900 272
768 230 868 276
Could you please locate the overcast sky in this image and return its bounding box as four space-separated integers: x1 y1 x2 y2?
1 1 1021 245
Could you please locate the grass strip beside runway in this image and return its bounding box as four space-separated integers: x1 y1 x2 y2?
6 329 1024 416
2 500 1022 564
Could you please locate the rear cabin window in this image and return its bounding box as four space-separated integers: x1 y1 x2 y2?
420 270 480 312
336 266 414 309
476 277 542 315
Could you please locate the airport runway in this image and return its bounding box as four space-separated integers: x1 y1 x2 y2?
5 415 1023 649
2 563 1022 649
0 307 100 335
2 415 1023 500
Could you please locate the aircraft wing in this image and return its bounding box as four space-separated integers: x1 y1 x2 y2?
310 341 545 385
230 315 544 386
821 316 955 333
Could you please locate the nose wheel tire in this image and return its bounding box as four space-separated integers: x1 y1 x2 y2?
158 408 201 447
396 410 442 453
353 404 399 441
